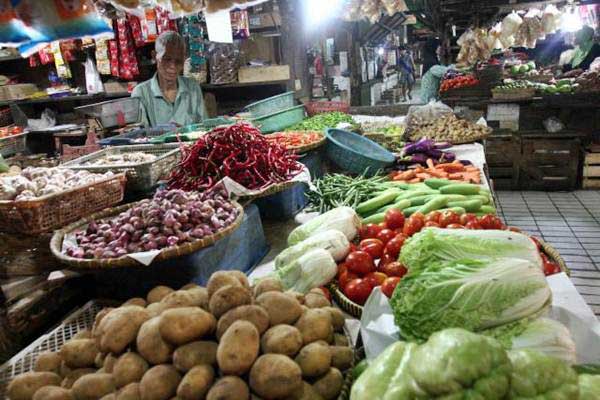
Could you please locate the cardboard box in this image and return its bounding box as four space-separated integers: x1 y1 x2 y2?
238 65 290 83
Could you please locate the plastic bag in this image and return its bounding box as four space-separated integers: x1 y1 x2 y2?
590 57 600 73
287 207 360 246
542 5 561 34
406 101 454 135
502 11 523 37
275 230 350 270
543 117 565 133
84 56 104 94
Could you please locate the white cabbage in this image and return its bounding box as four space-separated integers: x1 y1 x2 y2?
275 229 350 270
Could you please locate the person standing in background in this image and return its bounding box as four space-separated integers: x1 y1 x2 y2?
422 38 440 75
398 45 416 101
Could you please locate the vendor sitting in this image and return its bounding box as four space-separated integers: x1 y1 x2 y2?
132 31 207 128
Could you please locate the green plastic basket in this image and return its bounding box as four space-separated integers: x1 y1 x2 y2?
246 92 295 118
150 118 234 144
251 105 306 134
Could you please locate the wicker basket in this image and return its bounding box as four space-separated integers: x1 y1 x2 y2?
306 101 350 117
492 87 536 101
266 131 326 154
0 132 27 157
50 201 244 270
238 180 300 201
338 347 365 400
61 144 180 193
0 173 127 235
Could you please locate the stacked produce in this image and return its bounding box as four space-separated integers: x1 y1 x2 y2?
84 152 157 166
397 139 457 166
440 74 480 92
391 160 481 184
7 270 354 400
407 113 491 144
361 121 405 152
286 112 358 132
0 168 115 201
65 188 239 259
265 131 324 152
0 125 24 138
168 122 303 191
575 71 600 93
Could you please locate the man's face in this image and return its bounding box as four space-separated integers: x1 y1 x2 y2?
157 45 185 83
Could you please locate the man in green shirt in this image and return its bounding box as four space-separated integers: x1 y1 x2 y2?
132 31 207 128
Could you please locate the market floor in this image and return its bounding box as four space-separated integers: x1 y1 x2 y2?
496 190 600 317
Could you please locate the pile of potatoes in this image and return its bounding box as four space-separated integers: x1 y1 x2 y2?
7 270 353 400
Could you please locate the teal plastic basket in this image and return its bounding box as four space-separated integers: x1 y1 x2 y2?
246 92 295 118
325 128 396 177
251 105 306 134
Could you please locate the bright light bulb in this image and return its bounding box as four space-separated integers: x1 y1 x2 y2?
305 0 343 27
561 8 583 33
378 47 385 55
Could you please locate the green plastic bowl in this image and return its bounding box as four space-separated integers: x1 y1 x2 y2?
251 105 306 134
246 92 295 118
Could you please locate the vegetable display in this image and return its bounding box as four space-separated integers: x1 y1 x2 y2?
391 160 481 184
0 125 24 138
264 131 323 152
285 112 358 132
407 113 491 144
397 138 456 166
7 270 353 400
168 122 303 191
66 188 239 259
440 74 480 92
84 152 157 166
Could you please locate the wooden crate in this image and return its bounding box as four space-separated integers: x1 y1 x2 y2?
583 152 600 189
520 137 581 191
484 135 520 190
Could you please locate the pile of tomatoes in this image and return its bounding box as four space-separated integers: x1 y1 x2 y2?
440 75 480 93
336 209 562 305
0 126 24 139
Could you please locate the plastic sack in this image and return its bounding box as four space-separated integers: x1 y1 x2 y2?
287 207 360 246
275 248 337 294
543 117 565 133
542 5 561 34
502 11 523 37
0 0 30 46
406 101 454 135
84 56 104 94
275 230 350 271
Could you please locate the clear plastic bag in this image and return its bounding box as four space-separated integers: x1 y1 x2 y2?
502 11 523 37
543 117 565 133
542 5 561 34
405 101 454 136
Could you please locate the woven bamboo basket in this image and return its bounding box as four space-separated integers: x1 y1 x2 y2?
50 201 244 270
338 346 365 400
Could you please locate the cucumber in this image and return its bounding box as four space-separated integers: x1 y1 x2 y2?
439 183 481 195
377 199 412 214
362 212 387 224
439 206 466 215
417 196 450 215
403 205 422 217
356 189 402 215
424 178 454 189
408 195 436 207
469 194 491 205
447 199 483 212
480 205 497 215
384 182 410 190
396 189 438 201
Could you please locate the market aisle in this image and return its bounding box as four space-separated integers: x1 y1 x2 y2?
496 190 600 316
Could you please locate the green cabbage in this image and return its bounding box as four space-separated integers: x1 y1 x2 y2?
399 228 542 274
579 374 600 400
391 258 551 341
508 349 580 399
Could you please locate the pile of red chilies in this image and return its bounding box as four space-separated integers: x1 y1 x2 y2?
168 122 304 191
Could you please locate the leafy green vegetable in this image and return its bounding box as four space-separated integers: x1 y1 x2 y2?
274 229 349 270
508 349 579 399
0 155 8 174
579 374 600 400
286 112 357 132
390 258 551 341
275 248 337 294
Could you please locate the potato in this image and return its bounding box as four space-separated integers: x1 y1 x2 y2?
333 333 349 347
225 270 250 290
172 341 217 372
160 289 207 309
100 395 116 400
249 354 302 399
295 309 333 345
116 383 139 400
176 365 214 400
34 352 62 373
180 283 199 290
147 286 174 304
139 365 181 400
96 306 150 354
216 305 269 340
61 369 96 389
159 307 216 345
95 353 106 369
92 308 114 338
216 321 259 375
330 346 353 371
7 372 61 400
73 330 93 340
59 361 72 378
287 291 305 305
323 307 344 332
113 353 148 388
206 272 242 298
104 354 118 373
260 325 303 357
123 298 147 307
256 292 302 326
145 303 168 317
60 339 99 368
72 373 116 400
32 386 73 400
312 368 343 400
304 293 331 309
136 317 173 365
252 277 283 297
208 285 251 319
294 342 331 378
206 376 249 400
289 381 325 400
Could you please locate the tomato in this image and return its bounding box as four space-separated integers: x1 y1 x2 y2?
344 279 373 305
402 218 424 237
385 209 405 230
465 221 482 230
381 277 401 298
361 224 383 239
384 234 407 259
378 222 389 229
531 237 542 250
439 211 460 227
412 212 425 223
479 215 503 230
319 287 331 301
359 238 385 260
338 271 358 290
346 251 376 275
376 229 396 244
365 271 387 287
425 221 440 228
349 243 358 253
446 223 464 229
337 263 348 278
543 260 561 276
459 213 478 225
378 252 395 269
424 211 441 224
380 262 408 278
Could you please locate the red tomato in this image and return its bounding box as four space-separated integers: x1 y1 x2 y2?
319 287 331 301
403 217 424 237
346 251 376 275
337 263 348 278
439 211 460 227
385 209 405 230
365 272 387 287
380 262 408 278
424 211 441 224
543 260 561 276
384 234 407 259
479 215 503 230
465 221 482 230
378 252 395 269
376 229 396 244
349 243 358 253
381 277 401 298
425 221 441 228
359 239 385 260
361 224 383 239
378 222 389 229
446 223 464 229
411 212 425 224
459 213 478 225
338 271 358 290
344 279 373 305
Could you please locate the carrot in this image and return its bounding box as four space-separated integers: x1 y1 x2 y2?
448 173 463 180
426 169 449 178
393 177 407 182
438 164 465 173
416 173 431 180
408 178 421 183
426 159 436 169
415 166 426 174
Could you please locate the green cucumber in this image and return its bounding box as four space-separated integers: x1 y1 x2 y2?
447 199 483 212
480 205 497 215
362 212 386 224
469 194 491 205
408 195 436 207
396 189 438 201
439 183 481 195
424 178 454 189
417 196 450 214
384 182 410 190
403 205 422 217
377 199 412 214
356 189 401 215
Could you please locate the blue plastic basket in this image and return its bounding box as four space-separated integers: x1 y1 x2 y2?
325 128 396 177
246 91 295 118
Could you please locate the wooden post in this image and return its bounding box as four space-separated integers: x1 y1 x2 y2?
279 0 310 98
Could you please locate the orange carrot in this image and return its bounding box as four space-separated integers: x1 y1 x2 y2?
416 173 431 180
426 169 449 178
